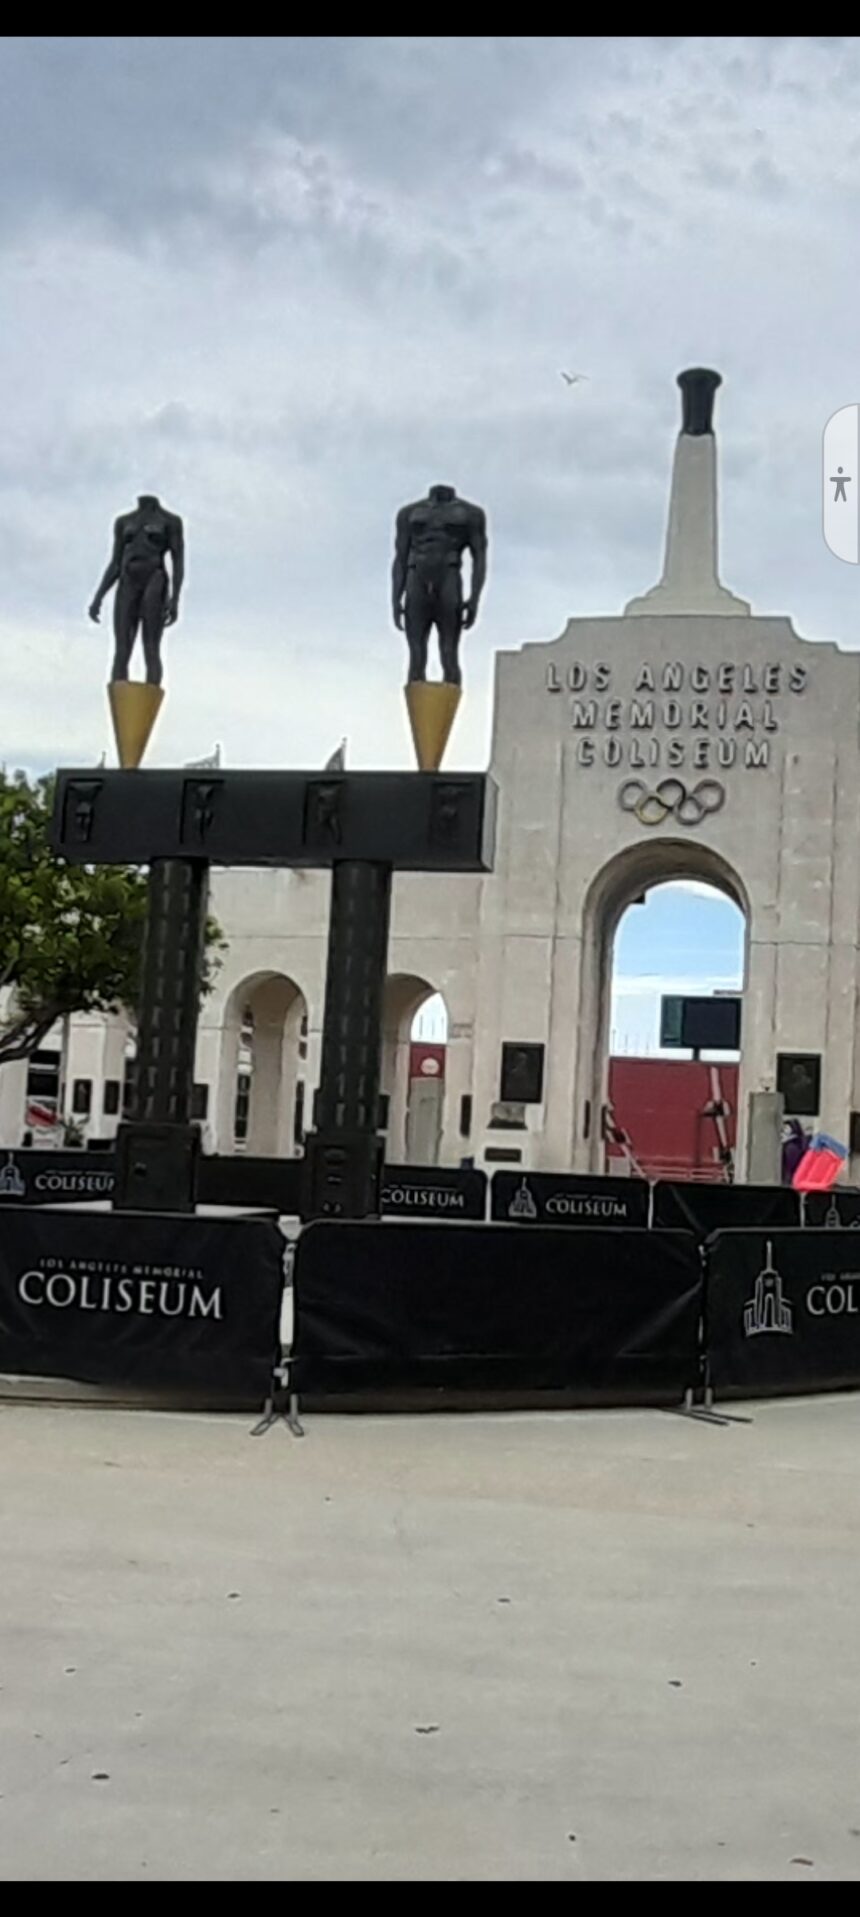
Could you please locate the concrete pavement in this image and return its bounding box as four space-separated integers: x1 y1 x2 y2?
2 1394 859 1880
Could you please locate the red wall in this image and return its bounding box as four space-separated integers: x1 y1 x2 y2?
606 1058 738 1182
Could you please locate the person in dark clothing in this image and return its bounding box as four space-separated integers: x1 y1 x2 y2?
781 1119 809 1185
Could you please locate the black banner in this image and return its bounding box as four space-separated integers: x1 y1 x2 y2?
292 1222 700 1400
0 1149 487 1220
653 1180 799 1236
803 1189 860 1229
0 1150 117 1206
707 1228 860 1395
381 1164 486 1220
0 1149 303 1214
491 1170 649 1228
0 1208 284 1398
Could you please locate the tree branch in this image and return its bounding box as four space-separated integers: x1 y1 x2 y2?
0 1011 58 1067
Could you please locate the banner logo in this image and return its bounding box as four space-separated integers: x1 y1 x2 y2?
822 1200 860 1231
0 1155 25 1199
17 1264 223 1321
33 1170 114 1196
545 1192 628 1219
807 1277 860 1316
508 1178 538 1221
618 776 725 829
743 1242 794 1337
382 1184 465 1210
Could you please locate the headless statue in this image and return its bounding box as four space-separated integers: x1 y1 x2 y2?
89 495 184 686
392 484 487 686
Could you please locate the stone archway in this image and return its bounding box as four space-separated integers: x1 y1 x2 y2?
381 973 448 1164
575 837 750 1173
214 971 308 1157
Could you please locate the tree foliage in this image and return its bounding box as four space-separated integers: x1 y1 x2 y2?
0 770 222 1067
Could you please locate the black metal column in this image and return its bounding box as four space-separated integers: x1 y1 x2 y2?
303 859 392 1218
114 857 209 1212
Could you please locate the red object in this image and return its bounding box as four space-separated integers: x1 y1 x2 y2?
792 1134 847 1193
605 1058 738 1182
409 1043 445 1081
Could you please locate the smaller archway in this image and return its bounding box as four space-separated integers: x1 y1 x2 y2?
382 975 448 1163
218 972 308 1157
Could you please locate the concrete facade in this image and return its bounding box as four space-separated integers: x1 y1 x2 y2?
8 373 860 1176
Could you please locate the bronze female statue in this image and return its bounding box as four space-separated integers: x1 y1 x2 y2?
89 495 184 686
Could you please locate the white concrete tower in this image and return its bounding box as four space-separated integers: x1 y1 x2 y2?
624 367 750 617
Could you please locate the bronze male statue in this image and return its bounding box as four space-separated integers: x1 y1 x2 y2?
89 495 184 686
392 484 487 686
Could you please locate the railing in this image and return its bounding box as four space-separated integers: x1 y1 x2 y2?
631 1157 731 1186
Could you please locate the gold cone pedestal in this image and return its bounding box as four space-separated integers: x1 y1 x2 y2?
107 681 165 769
404 681 462 772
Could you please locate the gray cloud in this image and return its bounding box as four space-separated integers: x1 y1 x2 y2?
2 36 860 775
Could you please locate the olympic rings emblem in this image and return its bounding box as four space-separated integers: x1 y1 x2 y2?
618 777 726 828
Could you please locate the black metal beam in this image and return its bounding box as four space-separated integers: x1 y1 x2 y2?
52 769 496 872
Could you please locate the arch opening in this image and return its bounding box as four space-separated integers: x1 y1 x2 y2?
577 838 749 1179
219 971 308 1157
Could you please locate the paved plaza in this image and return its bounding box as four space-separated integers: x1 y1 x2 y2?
2 1393 860 1880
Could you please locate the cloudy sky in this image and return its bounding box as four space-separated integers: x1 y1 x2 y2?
3 36 858 1037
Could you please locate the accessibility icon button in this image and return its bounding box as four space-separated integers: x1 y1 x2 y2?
823 405 859 562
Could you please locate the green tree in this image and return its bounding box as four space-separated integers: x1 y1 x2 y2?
0 770 222 1067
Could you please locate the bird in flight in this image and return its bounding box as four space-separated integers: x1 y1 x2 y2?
560 370 589 386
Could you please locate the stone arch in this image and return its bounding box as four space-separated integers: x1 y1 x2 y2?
215 970 308 1157
381 973 448 1164
575 837 750 1173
